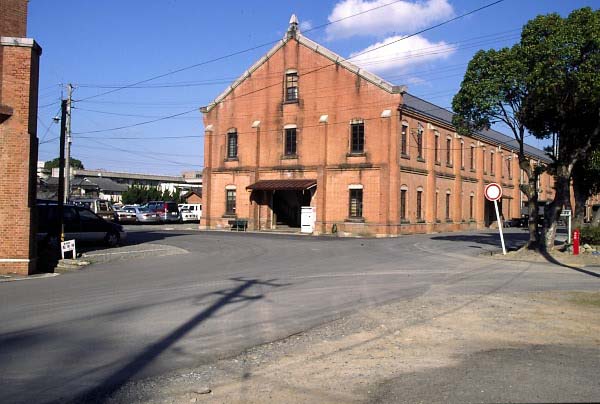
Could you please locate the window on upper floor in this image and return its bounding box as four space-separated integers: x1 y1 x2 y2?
227 130 238 159
460 140 465 169
350 120 365 154
470 145 475 170
434 131 440 164
401 123 408 156
417 124 424 160
490 151 495 175
285 71 299 102
284 127 297 156
446 137 452 166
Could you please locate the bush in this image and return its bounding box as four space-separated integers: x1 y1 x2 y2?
579 226 600 244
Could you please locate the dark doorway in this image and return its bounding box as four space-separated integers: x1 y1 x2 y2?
272 190 311 228
484 198 502 226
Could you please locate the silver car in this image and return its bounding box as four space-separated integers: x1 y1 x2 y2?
132 206 160 224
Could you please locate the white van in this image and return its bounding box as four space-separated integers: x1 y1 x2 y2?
178 204 202 222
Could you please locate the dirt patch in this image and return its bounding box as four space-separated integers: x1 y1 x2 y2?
107 290 600 404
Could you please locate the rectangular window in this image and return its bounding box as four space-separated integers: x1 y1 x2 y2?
446 138 452 165
482 149 487 173
225 189 236 215
400 190 407 220
435 192 438 221
460 141 465 169
227 131 238 159
349 189 363 218
490 152 495 175
417 126 424 159
401 125 408 156
416 191 423 220
445 193 451 220
470 146 475 170
434 133 440 163
285 72 298 102
285 128 297 156
469 195 474 219
351 122 365 153
507 158 512 179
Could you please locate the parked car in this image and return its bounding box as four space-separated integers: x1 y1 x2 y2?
179 203 202 222
71 198 117 222
36 201 127 247
146 201 181 223
130 206 161 224
115 206 137 224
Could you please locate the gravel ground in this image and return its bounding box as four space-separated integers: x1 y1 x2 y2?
99 288 600 404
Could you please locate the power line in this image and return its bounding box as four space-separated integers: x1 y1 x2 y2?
73 0 420 103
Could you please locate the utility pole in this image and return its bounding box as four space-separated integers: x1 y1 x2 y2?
57 99 68 242
64 83 73 203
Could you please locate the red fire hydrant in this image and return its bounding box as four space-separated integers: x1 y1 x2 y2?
573 229 580 256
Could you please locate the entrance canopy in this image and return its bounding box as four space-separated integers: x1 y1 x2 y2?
246 179 316 191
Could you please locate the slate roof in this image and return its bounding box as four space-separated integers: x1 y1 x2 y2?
401 93 550 162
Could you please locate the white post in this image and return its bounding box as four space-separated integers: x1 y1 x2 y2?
494 200 507 255
568 214 572 244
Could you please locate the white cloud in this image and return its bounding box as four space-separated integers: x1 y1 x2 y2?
326 0 454 40
349 34 457 73
300 20 313 31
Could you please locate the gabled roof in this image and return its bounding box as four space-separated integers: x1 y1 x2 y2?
401 93 551 162
201 16 405 113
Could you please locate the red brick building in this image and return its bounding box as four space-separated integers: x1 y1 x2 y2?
0 0 42 273
200 16 553 236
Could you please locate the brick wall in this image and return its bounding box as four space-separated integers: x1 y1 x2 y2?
0 0 28 37
0 0 41 274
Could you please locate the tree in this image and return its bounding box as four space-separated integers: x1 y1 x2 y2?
44 157 84 170
521 8 600 250
452 46 542 249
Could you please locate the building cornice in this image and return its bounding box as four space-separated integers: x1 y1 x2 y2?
0 37 42 54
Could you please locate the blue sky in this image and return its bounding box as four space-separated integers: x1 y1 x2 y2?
29 0 598 175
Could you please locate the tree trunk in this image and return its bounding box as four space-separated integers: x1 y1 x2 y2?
572 176 588 230
543 167 571 251
519 158 539 249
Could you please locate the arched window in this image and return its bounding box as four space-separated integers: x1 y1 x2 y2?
350 119 365 153
417 124 424 159
400 185 408 220
285 69 298 102
445 190 452 220
348 184 363 218
225 185 236 215
416 186 424 221
401 121 409 156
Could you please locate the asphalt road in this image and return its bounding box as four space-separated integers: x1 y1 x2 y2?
0 228 597 403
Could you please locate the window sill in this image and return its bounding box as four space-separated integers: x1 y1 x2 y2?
446 164 453 169
470 169 476 173
401 153 410 160
461 166 465 170
400 219 411 224
222 214 236 218
446 219 453 223
345 217 365 223
416 219 426 224
347 152 366 157
281 154 298 160
417 157 426 163
224 157 239 162
435 161 441 166
283 99 299 105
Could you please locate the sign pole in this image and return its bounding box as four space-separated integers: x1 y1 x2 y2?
568 214 572 244
494 199 507 255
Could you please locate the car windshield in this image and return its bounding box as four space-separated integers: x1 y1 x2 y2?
166 202 178 212
137 207 150 213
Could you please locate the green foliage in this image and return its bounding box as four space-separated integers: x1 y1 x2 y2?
452 46 527 137
580 226 600 245
521 7 600 144
44 157 84 170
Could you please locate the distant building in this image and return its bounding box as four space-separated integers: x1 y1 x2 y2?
0 0 42 275
50 168 203 201
183 190 202 205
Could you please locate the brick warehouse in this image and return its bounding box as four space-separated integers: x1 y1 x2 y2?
200 16 555 236
0 0 41 274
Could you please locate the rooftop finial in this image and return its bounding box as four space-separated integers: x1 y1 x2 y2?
287 14 300 38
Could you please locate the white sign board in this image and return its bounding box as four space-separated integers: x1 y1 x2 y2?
560 209 571 216
61 239 76 259
301 206 316 233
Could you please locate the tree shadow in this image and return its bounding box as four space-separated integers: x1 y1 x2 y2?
63 277 289 404
539 250 600 278
430 232 529 251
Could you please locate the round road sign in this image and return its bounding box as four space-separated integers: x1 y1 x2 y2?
484 182 503 201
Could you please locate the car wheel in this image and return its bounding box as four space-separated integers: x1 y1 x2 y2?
105 231 120 247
